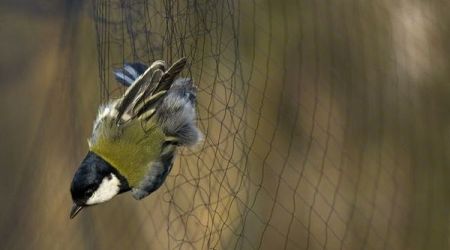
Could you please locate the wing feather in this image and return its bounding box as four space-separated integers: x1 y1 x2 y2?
114 58 187 125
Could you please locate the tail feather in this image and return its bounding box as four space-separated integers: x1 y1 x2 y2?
114 62 149 86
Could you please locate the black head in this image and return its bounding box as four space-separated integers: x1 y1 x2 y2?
70 151 130 219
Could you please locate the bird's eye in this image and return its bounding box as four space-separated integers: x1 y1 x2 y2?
86 189 94 195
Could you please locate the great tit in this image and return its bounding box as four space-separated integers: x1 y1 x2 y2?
69 58 201 219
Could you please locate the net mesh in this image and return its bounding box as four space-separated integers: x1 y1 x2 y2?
89 0 449 249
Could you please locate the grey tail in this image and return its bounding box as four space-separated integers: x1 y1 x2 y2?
113 62 149 86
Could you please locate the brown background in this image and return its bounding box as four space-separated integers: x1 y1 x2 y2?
0 0 449 249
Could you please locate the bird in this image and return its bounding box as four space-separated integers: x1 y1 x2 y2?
69 58 201 219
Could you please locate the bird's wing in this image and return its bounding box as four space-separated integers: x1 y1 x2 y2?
113 58 187 125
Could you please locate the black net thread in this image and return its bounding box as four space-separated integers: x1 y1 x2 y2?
92 0 450 249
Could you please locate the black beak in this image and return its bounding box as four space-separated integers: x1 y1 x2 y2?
70 203 84 219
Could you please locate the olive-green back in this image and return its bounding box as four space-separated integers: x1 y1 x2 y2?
90 117 165 186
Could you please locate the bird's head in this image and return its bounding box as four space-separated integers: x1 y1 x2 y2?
70 151 130 219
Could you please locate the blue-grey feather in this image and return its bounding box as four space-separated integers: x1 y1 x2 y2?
132 143 175 199
114 71 135 86
113 62 149 87
124 65 139 79
156 78 201 146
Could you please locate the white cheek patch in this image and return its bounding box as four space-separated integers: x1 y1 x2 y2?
86 174 121 205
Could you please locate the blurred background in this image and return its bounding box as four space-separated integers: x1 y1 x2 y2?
0 0 449 249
